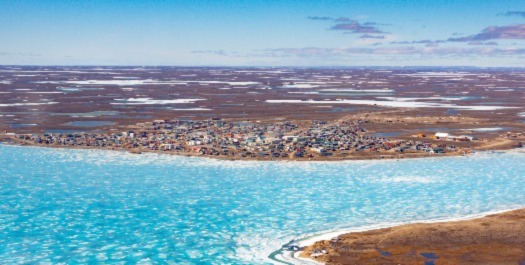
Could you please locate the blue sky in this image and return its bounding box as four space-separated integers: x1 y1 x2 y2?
1 0 524 66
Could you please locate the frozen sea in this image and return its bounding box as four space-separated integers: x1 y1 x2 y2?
1 145 524 264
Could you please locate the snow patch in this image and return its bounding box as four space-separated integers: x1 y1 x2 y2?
111 98 205 105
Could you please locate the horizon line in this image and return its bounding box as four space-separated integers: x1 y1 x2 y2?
2 64 525 69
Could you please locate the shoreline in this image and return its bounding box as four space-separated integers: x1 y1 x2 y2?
1 136 521 162
289 207 525 265
1 139 523 167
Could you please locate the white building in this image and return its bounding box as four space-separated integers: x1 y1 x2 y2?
435 132 449 139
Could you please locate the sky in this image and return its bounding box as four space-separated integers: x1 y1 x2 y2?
1 0 524 66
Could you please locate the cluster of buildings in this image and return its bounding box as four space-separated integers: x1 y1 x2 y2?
8 118 466 159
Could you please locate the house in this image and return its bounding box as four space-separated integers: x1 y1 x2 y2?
161 143 174 150
311 147 328 156
455 135 475 141
263 137 281 145
383 142 396 149
187 139 203 146
433 148 445 154
289 151 304 158
282 135 297 141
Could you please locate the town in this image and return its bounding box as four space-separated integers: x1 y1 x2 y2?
5 117 476 160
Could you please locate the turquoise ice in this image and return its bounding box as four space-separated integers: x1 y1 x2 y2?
1 145 524 264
